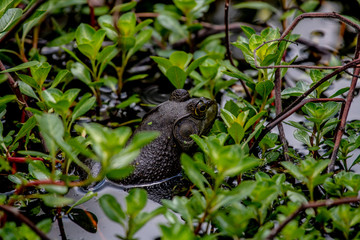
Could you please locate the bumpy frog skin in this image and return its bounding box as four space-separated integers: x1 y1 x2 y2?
120 89 218 185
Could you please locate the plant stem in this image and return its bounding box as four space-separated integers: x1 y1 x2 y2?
0 205 51 240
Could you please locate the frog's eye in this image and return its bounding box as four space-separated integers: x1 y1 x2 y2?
194 101 207 117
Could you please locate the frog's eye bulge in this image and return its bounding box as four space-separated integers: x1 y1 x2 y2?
194 100 207 118
173 118 199 150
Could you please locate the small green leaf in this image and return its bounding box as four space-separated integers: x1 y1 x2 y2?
99 194 125 224
169 51 192 69
30 62 51 87
294 129 311 147
71 94 96 123
111 1 137 13
18 81 39 101
181 154 208 192
13 116 36 144
116 94 140 109
255 80 274 98
241 25 256 39
0 95 16 106
42 194 74 207
151 56 173 74
51 69 72 88
228 121 245 144
126 188 147 216
0 61 39 73
67 191 98 214
29 161 50 180
220 108 235 128
165 66 186 89
117 12 136 37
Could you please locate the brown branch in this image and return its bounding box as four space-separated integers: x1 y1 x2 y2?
0 60 33 118
274 69 290 161
266 196 360 240
0 0 46 45
327 34 360 173
224 0 251 99
0 205 50 240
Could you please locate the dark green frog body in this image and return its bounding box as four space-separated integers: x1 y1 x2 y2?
121 89 217 185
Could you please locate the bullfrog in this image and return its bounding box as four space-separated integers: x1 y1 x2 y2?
120 89 218 185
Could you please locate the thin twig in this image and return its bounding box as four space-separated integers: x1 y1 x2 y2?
266 196 360 240
224 0 251 99
274 69 290 161
0 0 46 45
327 34 360 173
0 60 33 118
0 205 51 240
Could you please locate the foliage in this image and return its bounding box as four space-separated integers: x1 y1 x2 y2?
0 0 359 239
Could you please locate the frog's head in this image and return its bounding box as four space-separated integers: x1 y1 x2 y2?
170 89 218 151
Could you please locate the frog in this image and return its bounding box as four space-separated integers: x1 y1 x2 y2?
119 89 218 185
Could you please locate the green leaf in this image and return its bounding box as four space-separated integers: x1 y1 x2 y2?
111 1 137 13
35 113 64 155
67 191 98 214
70 62 92 85
99 194 125 224
71 94 96 123
98 15 117 41
29 161 50 180
22 9 46 39
42 194 74 207
30 62 51 87
228 121 245 144
0 8 22 33
181 154 208 192
17 74 38 89
281 161 304 181
241 25 256 39
75 23 95 44
294 129 311 147
255 80 274 98
13 116 36 144
0 0 16 18
47 32 75 47
151 56 173 74
117 12 136 36
165 66 187 89
127 28 153 57
18 81 39 101
169 51 192 69
116 94 140 109
126 188 147 216
0 95 16 107
157 14 187 39
244 111 266 131
186 55 207 75
51 70 72 88
0 61 39 73
134 19 153 33
220 108 235 128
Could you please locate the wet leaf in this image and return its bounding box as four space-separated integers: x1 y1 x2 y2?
68 208 98 233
